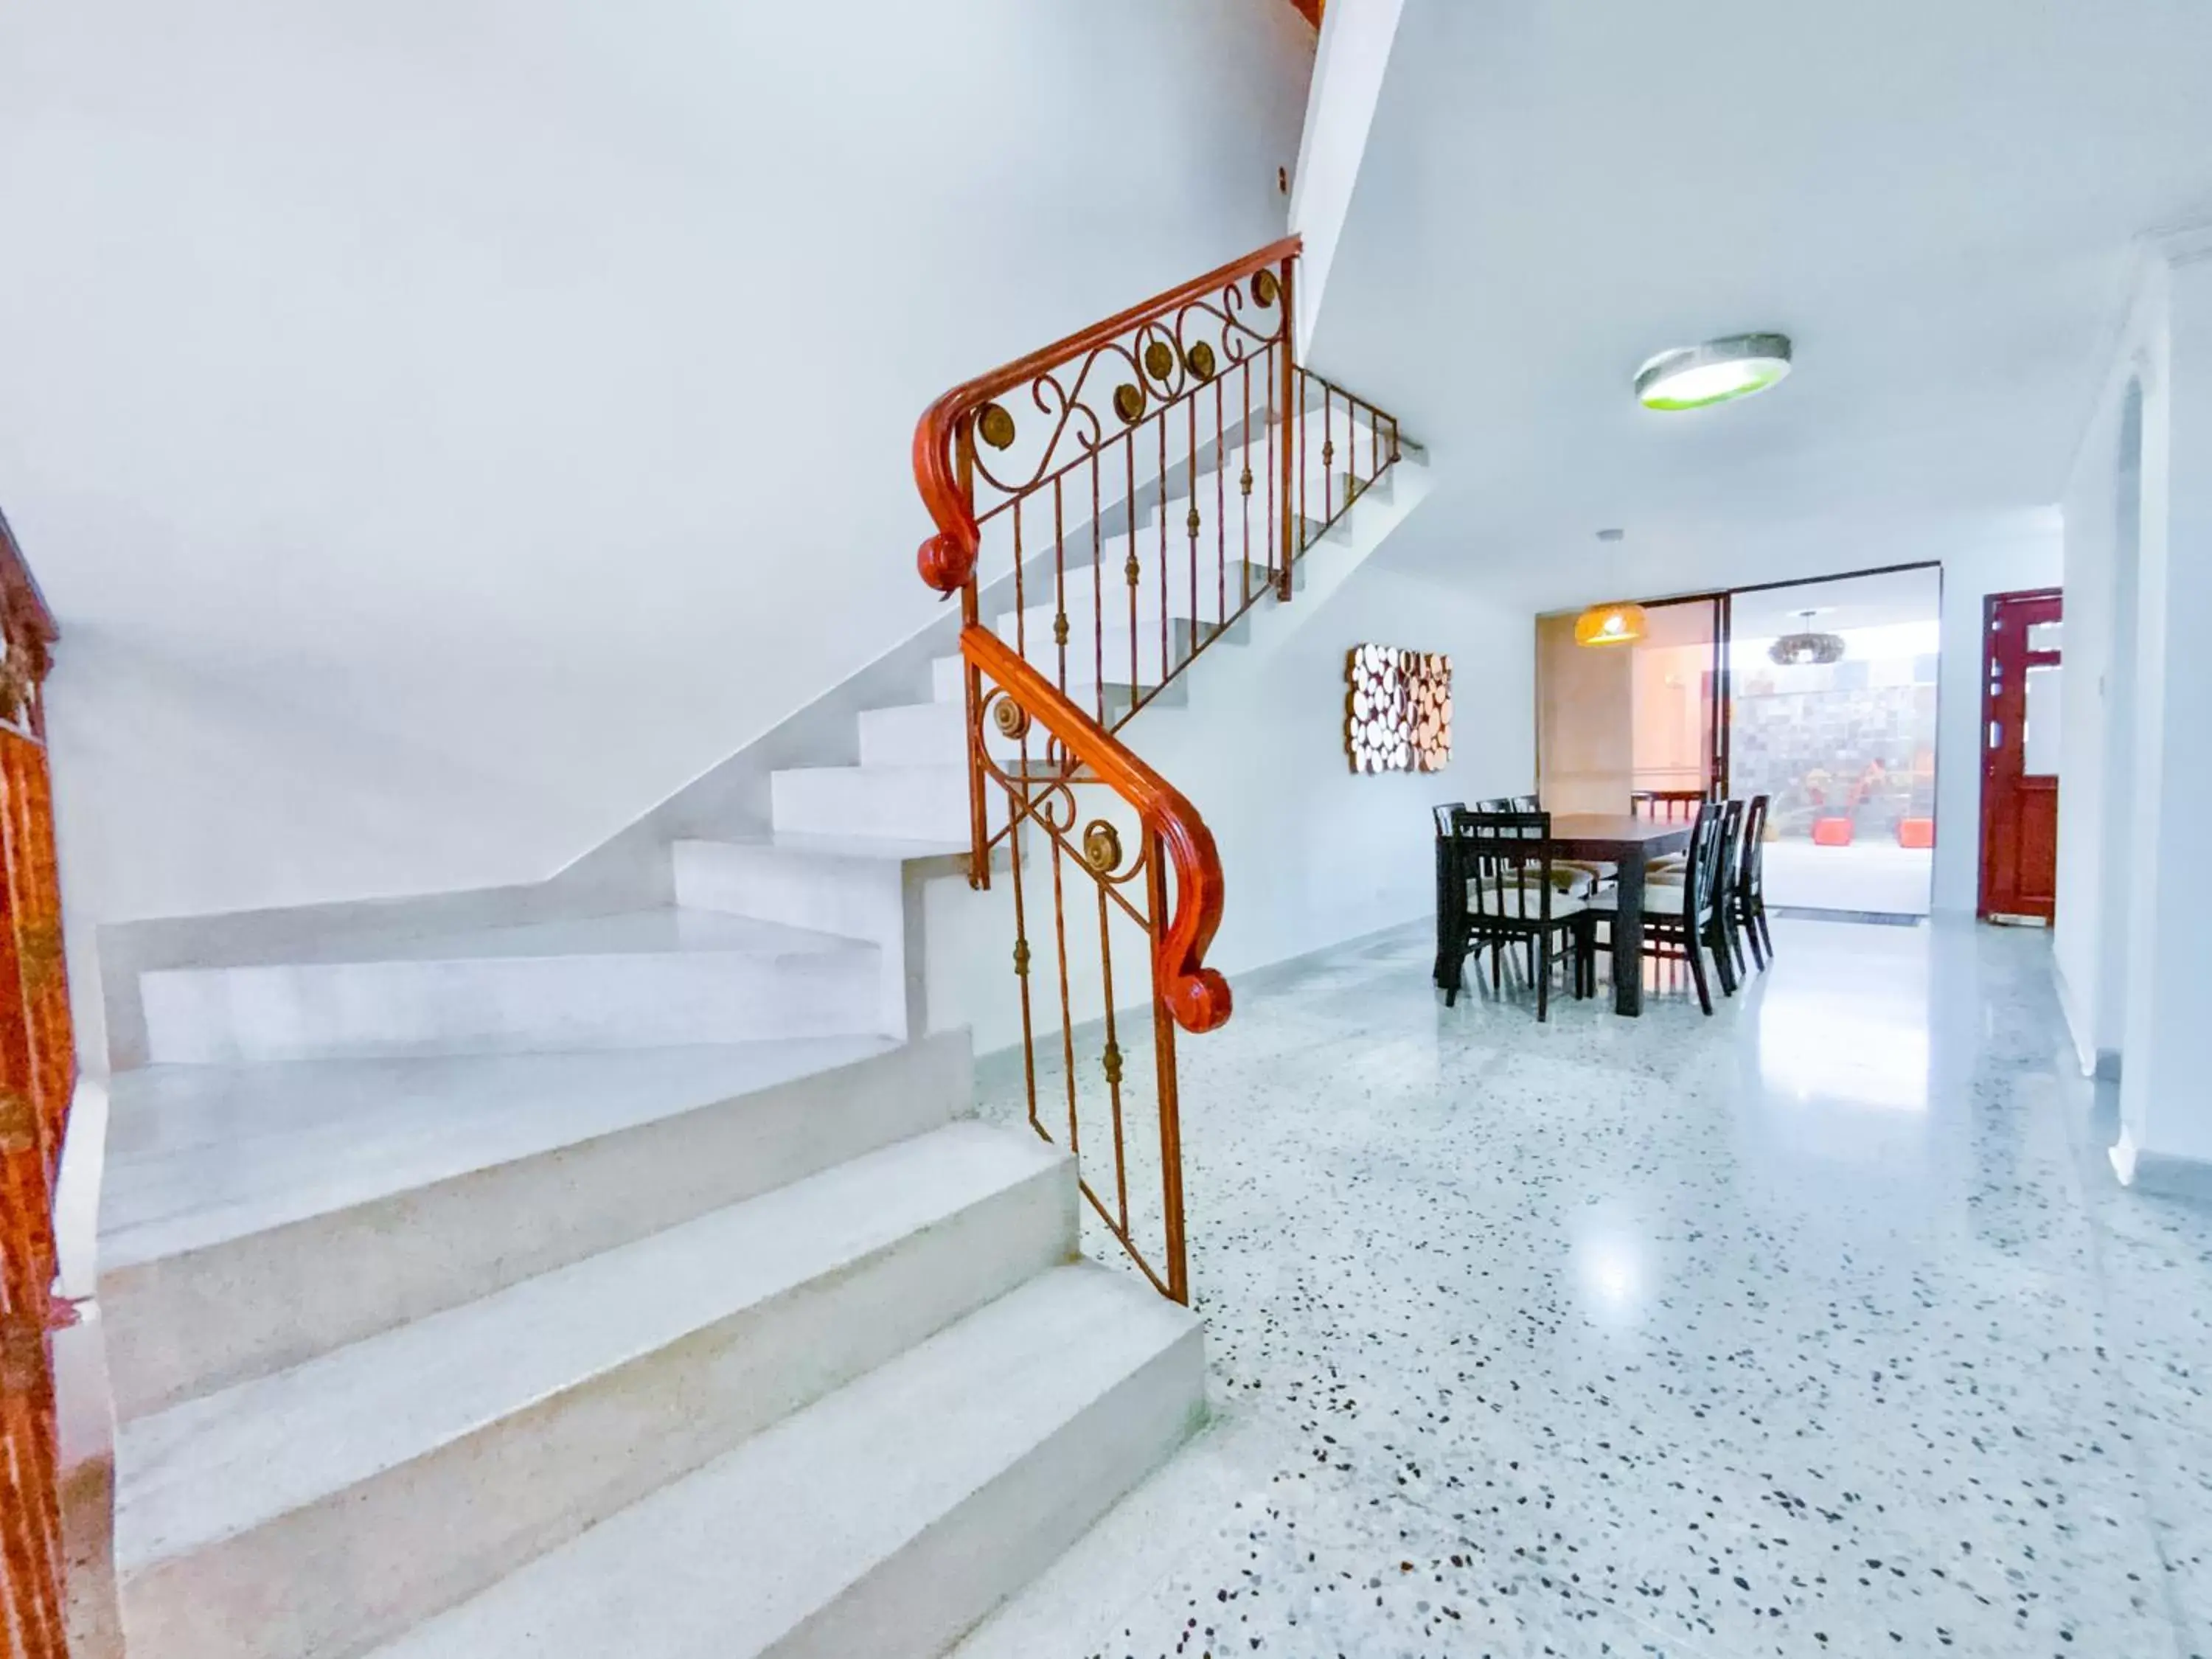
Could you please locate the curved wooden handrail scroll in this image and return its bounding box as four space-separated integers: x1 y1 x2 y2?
914 234 1301 596
960 626 1231 1035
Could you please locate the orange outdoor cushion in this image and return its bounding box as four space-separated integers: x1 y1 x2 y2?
1897 817 1935 849
1812 817 1855 847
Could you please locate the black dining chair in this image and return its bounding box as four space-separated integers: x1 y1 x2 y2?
1635 787 1710 882
1708 799 1747 992
1587 801 1729 1016
1735 793 1775 970
1431 803 1467 988
1439 809 1594 1021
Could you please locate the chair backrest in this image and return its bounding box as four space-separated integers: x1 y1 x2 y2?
1739 793 1770 902
1452 809 1559 923
1632 788 1708 823
1510 793 1540 812
1711 799 1745 919
1677 801 1728 922
1478 796 1515 812
1432 801 1466 837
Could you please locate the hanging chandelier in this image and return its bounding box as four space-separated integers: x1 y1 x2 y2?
1769 611 1846 666
1574 602 1647 647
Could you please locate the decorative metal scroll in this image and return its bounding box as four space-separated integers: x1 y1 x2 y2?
970 666 1200 1304
1346 644 1452 773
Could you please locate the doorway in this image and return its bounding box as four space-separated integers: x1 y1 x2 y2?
1978 587 2064 923
1728 566 1944 917
1537 564 1947 919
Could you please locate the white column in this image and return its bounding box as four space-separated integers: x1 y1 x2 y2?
2114 251 2212 1186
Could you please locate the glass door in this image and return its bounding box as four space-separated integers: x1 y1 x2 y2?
1727 566 1942 917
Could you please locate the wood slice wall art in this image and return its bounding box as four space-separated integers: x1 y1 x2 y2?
1346 644 1451 773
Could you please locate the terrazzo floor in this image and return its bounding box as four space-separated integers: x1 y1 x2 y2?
957 916 2211 1659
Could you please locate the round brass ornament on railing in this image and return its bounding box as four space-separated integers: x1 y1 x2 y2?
992 699 1032 740
1082 821 1124 874
1186 341 1217 381
1143 340 1177 383
1252 269 1280 307
1113 383 1147 425
977 403 1017 451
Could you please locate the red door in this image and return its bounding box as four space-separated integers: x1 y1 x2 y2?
1978 588 2062 922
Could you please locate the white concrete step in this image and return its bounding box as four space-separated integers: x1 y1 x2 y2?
116 1121 1076 1659
98 1034 970 1419
855 699 1041 768
856 698 970 768
771 762 1008 844
139 909 888 1065
364 1262 1204 1659
672 835 975 1034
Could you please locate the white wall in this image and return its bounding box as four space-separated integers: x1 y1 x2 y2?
2053 237 2212 1186
0 0 1316 1060
1148 555 1531 980
2115 251 2212 1176
2055 272 2164 1074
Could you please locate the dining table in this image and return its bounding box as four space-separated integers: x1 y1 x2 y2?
1544 815 1694 1017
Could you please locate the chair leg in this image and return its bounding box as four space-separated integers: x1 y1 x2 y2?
1705 911 1739 998
1537 933 1551 1023
1742 897 1767 970
1757 904 1775 959
1685 933 1715 1015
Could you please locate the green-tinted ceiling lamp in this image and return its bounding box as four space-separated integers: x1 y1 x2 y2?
1635 333 1793 411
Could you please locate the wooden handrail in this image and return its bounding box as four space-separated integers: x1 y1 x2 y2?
914 234 1302 595
959 627 1231 1034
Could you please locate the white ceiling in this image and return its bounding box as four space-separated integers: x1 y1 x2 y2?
1312 0 2212 606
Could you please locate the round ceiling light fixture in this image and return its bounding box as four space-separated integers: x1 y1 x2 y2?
1769 608 1846 667
1574 602 1648 648
1635 333 1793 412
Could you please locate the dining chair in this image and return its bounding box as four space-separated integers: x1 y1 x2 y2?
1587 801 1728 1015
1431 803 1467 988
1513 801 1619 902
1709 799 1747 990
1440 809 1594 1021
1735 793 1775 969
1637 787 1709 880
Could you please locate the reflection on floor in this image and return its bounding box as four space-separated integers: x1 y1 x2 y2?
959 918 2210 1659
1762 840 1933 915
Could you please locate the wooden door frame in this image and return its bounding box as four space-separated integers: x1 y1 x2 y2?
1977 585 2064 920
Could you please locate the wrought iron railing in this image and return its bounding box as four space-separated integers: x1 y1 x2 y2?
0 508 72 1658
912 237 1402 1298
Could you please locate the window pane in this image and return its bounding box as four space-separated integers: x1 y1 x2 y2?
2027 619 2062 652
2023 665 2063 776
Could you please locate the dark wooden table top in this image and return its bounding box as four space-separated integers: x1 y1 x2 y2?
1543 815 1693 859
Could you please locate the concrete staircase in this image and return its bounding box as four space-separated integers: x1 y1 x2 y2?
96 428 1427 1659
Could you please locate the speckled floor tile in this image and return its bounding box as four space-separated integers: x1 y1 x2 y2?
959 918 2208 1658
